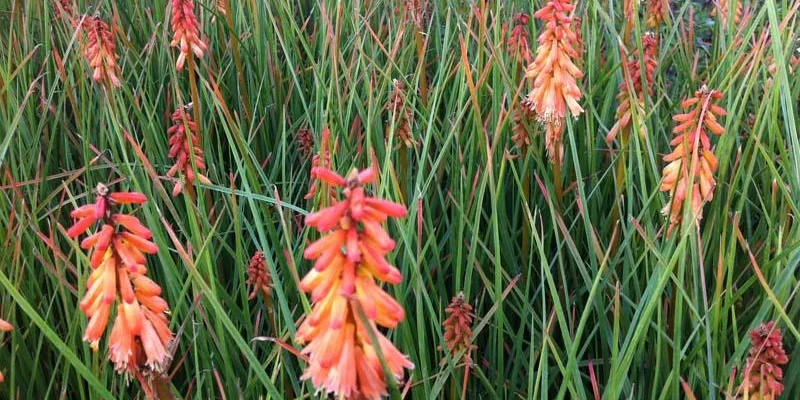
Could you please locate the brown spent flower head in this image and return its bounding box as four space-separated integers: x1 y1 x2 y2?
711 0 744 27
170 0 207 71
525 0 584 165
0 318 11 383
645 0 668 30
296 128 315 159
511 99 537 151
386 79 416 148
66 184 173 375
298 167 414 399
606 32 659 144
246 251 272 301
167 106 211 196
441 293 476 359
407 0 429 31
660 86 726 237
507 13 532 65
739 321 789 399
80 16 121 88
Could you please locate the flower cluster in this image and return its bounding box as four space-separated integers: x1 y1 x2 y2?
298 167 414 399
646 0 668 30
739 321 788 399
67 184 173 375
0 318 12 383
441 293 476 360
511 99 537 151
712 0 743 27
80 16 121 88
606 33 659 144
296 128 315 159
525 0 584 165
53 0 73 20
660 86 726 237
246 251 272 301
304 128 336 201
386 79 416 148
507 13 532 65
167 106 211 196
170 0 207 71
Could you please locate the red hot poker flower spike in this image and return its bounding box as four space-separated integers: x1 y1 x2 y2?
441 293 476 360
0 318 11 383
80 16 121 88
739 321 789 399
524 0 584 165
385 79 416 148
67 184 173 376
170 0 207 71
298 167 413 400
507 13 532 65
246 251 272 301
166 106 211 196
659 86 726 237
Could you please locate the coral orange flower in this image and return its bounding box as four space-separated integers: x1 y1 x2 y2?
170 0 207 71
739 321 789 399
507 13 532 65
80 16 121 88
167 106 211 196
659 86 726 237
67 184 173 375
385 79 416 148
441 293 476 360
304 128 336 201
525 0 584 165
0 318 11 383
606 32 659 144
298 167 414 399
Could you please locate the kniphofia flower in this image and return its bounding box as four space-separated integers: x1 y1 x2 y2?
660 86 726 237
53 0 73 20
386 79 416 148
167 106 211 196
645 0 668 30
80 16 121 88
606 32 659 144
298 167 414 399
739 321 789 399
170 0 207 71
0 318 11 383
507 13 532 65
441 293 476 360
67 184 173 375
296 128 314 159
511 99 537 151
304 128 335 201
712 0 743 27
246 251 271 301
525 0 584 165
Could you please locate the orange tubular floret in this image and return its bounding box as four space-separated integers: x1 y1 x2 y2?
298 167 413 399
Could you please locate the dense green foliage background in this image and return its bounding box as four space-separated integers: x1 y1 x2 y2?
1 0 799 398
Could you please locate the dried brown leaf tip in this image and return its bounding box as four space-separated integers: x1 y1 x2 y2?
80 16 121 88
507 13 532 65
660 86 726 237
170 0 207 71
607 32 659 144
246 251 271 301
738 321 789 399
441 293 476 360
167 106 211 196
525 0 584 165
386 79 416 148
